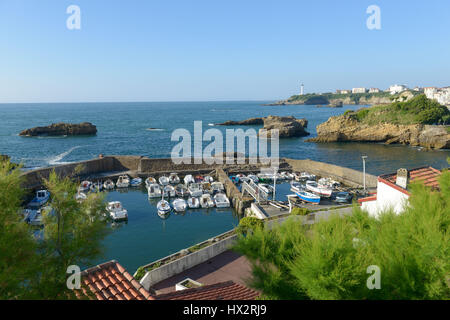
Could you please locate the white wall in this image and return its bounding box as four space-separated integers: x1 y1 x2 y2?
363 181 409 218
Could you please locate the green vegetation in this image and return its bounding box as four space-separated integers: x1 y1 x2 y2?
290 207 309 216
287 91 402 105
0 160 110 299
233 170 450 299
346 95 450 125
236 216 264 236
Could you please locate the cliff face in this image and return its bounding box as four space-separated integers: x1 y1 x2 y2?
19 122 97 136
307 115 450 149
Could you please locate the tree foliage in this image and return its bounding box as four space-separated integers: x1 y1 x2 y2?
234 171 450 299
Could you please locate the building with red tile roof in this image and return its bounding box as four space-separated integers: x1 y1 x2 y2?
359 166 443 217
153 281 259 300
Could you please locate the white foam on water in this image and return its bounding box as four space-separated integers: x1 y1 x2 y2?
146 128 164 131
208 123 215 126
48 146 82 165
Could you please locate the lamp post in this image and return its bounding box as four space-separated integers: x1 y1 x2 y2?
362 155 368 193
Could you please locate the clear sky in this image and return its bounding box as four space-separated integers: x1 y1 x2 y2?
0 0 449 103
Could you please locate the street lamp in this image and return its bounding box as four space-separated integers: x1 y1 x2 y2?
362 155 368 193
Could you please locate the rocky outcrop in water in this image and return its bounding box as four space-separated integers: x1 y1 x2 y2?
307 115 450 149
217 116 309 138
19 122 97 137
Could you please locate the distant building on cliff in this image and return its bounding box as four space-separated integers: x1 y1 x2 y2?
352 87 367 94
300 83 304 95
368 88 380 93
424 86 450 106
359 167 442 218
388 84 408 95
336 89 351 94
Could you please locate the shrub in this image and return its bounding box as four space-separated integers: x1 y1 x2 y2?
236 217 264 235
291 207 309 216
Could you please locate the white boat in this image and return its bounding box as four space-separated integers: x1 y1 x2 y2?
247 174 259 184
214 193 230 208
103 179 115 190
78 181 92 193
306 180 332 197
130 177 143 187
148 183 162 198
90 181 103 193
76 192 87 201
172 198 187 212
157 199 171 215
203 175 214 183
236 173 249 183
299 172 316 181
211 181 224 193
290 181 304 193
163 185 176 197
281 171 294 180
28 190 50 208
159 175 169 186
116 175 130 188
200 194 215 208
201 182 213 194
187 197 200 209
258 183 273 195
175 184 189 197
107 201 128 221
145 176 157 187
184 174 195 185
188 183 203 197
169 173 180 184
295 191 321 204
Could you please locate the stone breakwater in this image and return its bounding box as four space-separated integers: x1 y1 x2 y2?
307 115 450 150
19 122 97 136
216 115 309 138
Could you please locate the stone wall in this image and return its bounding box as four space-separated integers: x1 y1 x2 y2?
216 168 253 214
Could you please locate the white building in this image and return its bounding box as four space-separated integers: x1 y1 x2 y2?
388 84 408 95
424 86 450 106
368 88 380 93
352 87 367 94
359 166 441 218
336 89 351 94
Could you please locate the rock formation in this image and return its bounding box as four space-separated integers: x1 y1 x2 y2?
307 115 450 149
19 122 97 137
216 118 264 126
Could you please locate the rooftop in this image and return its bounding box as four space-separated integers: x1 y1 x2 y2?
153 281 259 300
379 166 442 194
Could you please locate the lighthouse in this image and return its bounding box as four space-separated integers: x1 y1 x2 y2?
300 83 304 95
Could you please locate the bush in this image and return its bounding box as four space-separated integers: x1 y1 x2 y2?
291 207 309 216
236 217 264 235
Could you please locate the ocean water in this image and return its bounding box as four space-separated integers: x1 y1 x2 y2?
0 101 448 175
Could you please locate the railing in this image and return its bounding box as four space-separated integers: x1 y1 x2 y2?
241 180 269 203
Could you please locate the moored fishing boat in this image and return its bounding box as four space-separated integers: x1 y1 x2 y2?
247 174 259 184
147 183 162 198
172 198 187 212
213 192 230 208
116 175 130 188
200 193 215 208
157 198 171 216
169 173 180 184
229 175 240 184
201 181 213 194
211 181 224 193
305 180 332 197
130 177 143 187
107 201 128 221
203 175 214 183
258 183 273 195
103 179 115 190
290 181 304 193
145 176 157 187
28 190 50 208
175 184 189 197
78 181 92 193
163 185 176 197
188 183 203 197
90 181 103 192
184 174 195 185
76 192 87 201
187 197 200 208
295 191 321 204
194 175 204 183
159 175 169 186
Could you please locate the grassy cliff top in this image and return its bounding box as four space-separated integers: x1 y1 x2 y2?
288 91 394 102
343 94 450 125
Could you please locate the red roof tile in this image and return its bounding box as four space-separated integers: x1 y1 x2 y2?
79 260 153 300
153 281 259 300
379 166 443 194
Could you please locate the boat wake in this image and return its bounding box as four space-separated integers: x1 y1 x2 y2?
48 146 82 165
208 123 215 126
146 128 165 131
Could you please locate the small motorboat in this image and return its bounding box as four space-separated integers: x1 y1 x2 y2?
148 183 162 198
78 181 92 193
247 174 259 184
258 183 273 195
214 193 230 208
157 199 171 215
299 172 316 181
187 197 200 209
335 192 353 203
103 179 115 190
229 176 240 184
280 171 294 180
116 175 130 188
257 173 271 183
27 207 50 226
28 190 50 208
295 191 321 204
306 180 332 198
236 173 247 181
145 176 157 188
130 177 143 187
203 175 214 183
172 198 187 213
90 181 103 193
200 194 215 208
163 185 176 197
107 201 128 221
188 183 203 197
184 174 195 185
175 184 189 197
159 175 169 186
201 182 213 194
76 192 87 201
169 173 180 184
290 181 304 193
194 175 204 183
211 182 224 193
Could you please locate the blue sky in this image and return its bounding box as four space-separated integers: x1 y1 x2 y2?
0 0 449 102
